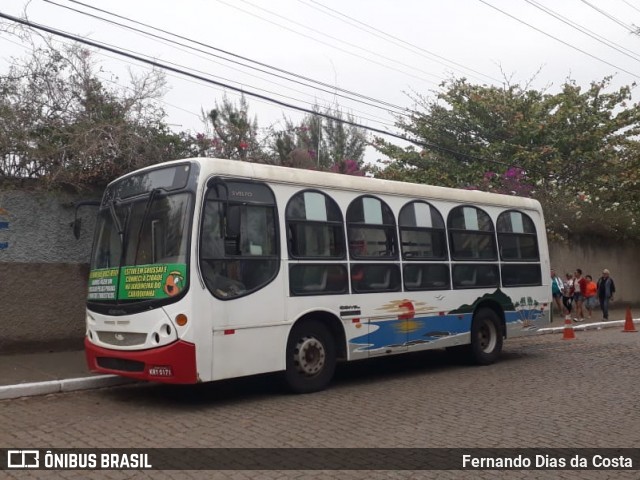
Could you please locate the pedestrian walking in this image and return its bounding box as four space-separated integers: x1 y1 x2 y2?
597 269 616 321
573 268 586 322
583 274 598 320
551 269 565 319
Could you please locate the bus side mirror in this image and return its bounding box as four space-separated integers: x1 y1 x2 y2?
70 201 101 240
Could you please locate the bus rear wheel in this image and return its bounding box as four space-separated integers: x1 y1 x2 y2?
285 320 336 394
469 308 503 365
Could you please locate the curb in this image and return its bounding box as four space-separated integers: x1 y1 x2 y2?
538 318 640 335
0 375 137 400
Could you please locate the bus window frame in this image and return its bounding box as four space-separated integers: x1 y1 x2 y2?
346 195 398 260
447 205 498 261
199 177 281 301
285 189 346 261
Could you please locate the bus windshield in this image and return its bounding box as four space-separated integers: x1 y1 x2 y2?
88 190 192 304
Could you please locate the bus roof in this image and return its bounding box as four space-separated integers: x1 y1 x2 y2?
126 157 543 211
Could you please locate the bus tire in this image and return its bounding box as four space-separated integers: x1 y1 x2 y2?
285 320 336 394
469 308 503 365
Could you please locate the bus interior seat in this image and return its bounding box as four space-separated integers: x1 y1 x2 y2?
404 269 422 289
369 269 391 290
458 268 477 287
302 269 328 292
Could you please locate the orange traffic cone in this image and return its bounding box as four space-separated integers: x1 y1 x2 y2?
563 316 576 340
622 307 637 333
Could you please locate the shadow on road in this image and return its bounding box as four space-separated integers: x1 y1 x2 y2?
98 346 531 408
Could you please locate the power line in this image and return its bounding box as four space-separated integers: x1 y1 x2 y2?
0 31 204 122
478 0 640 78
300 0 501 84
0 13 407 139
3 12 396 132
579 0 637 33
233 0 446 83
213 0 438 85
63 0 412 117
0 10 530 174
525 0 640 63
621 0 640 15
42 0 397 128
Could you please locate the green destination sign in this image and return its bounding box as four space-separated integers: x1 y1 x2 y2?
88 263 187 301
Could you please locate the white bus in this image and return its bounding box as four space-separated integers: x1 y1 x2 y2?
84 157 550 393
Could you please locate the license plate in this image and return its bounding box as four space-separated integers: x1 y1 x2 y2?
148 366 172 377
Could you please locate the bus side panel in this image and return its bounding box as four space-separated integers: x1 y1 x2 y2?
211 324 289 381
346 292 475 357
207 276 287 381
163 292 213 383
503 285 551 337
344 288 549 356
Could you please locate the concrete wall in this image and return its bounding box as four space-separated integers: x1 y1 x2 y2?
0 185 638 353
549 238 635 304
0 186 99 353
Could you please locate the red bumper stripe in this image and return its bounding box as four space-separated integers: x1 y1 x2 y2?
84 338 198 384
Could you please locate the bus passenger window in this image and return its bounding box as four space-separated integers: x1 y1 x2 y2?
346 196 397 260
447 206 497 260
497 211 539 261
286 190 345 259
403 264 450 291
452 264 499 289
200 180 279 299
399 201 447 260
289 265 348 296
350 264 401 293
497 210 541 287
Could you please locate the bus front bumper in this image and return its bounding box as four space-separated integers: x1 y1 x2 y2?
85 338 198 384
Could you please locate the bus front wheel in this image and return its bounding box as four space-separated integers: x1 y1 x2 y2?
469 308 503 365
285 320 336 394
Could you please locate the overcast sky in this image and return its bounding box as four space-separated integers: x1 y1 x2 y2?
2 0 640 158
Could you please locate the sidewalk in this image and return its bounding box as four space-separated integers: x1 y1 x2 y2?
0 307 637 400
0 350 134 400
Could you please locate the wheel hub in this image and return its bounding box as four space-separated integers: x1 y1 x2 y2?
479 322 497 353
294 336 326 376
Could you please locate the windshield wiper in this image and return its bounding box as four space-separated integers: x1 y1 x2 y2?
133 188 166 265
108 199 125 242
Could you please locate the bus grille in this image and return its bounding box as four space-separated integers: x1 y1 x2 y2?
97 357 145 372
96 331 147 346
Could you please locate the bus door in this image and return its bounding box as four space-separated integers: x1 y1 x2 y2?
200 178 285 379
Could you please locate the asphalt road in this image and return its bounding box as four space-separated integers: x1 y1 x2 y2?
2 327 639 479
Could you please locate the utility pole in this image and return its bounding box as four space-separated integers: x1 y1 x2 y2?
317 115 321 167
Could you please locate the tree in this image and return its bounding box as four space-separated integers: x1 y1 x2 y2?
197 95 264 161
0 32 187 189
374 76 640 239
268 105 367 174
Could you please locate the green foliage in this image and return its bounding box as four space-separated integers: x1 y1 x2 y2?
267 106 367 173
0 40 189 189
197 95 264 161
0 32 370 188
374 76 640 239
